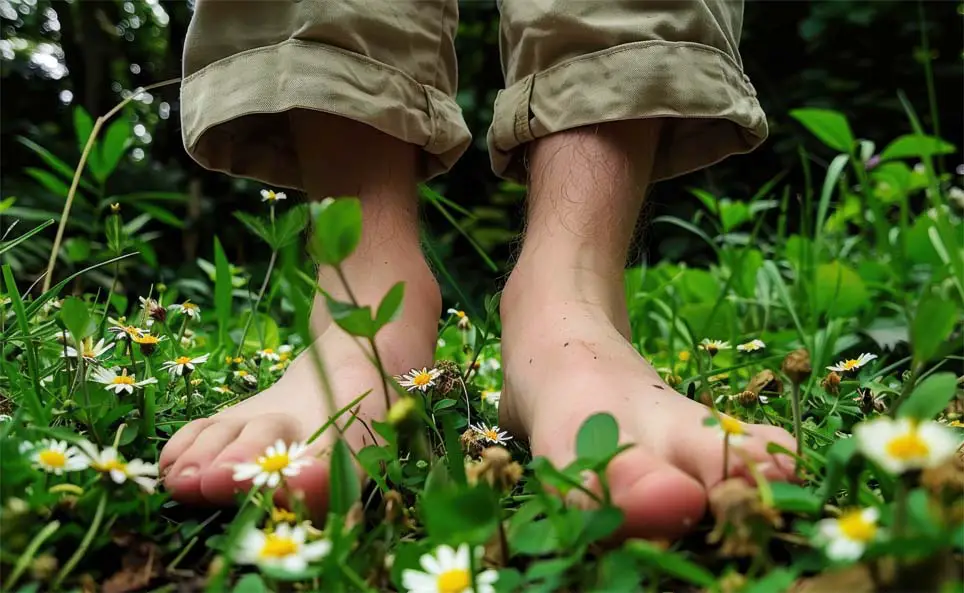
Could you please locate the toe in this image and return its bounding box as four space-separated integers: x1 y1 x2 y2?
606 447 708 540
164 420 245 503
199 414 305 506
159 417 214 472
731 424 798 483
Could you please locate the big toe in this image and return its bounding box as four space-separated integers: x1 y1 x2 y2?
162 418 244 504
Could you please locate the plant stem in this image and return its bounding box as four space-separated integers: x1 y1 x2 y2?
894 476 910 540
4 520 60 590
184 375 194 420
722 435 730 479
52 490 107 589
333 265 392 409
236 250 278 356
790 382 803 457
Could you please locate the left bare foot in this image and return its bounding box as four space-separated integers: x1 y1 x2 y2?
499 264 797 540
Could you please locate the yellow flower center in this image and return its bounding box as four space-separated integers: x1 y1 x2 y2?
412 372 432 387
436 569 471 593
678 351 691 362
95 459 127 473
279 352 290 362
841 359 860 370
112 375 136 385
82 344 97 358
886 432 929 461
259 453 290 473
262 348 275 355
259 533 298 558
483 429 500 441
719 416 745 436
236 370 249 377
271 508 298 523
183 303 198 311
39 449 66 468
837 511 877 542
455 310 465 318
175 356 192 365
135 335 160 344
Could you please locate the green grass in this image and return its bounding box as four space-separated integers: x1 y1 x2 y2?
0 104 962 593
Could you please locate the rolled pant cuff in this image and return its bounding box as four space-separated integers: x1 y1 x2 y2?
488 40 768 183
181 39 472 187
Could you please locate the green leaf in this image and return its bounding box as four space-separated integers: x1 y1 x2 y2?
98 117 131 181
769 482 821 514
880 134 956 161
232 574 267 593
59 297 92 343
309 198 362 266
790 108 855 152
233 212 273 247
274 205 309 249
512 519 560 555
814 261 869 317
132 202 184 228
213 237 233 347
240 313 280 352
73 106 94 156
578 507 624 545
911 293 959 364
63 238 91 263
742 568 799 593
591 549 641 593
625 540 715 587
328 439 359 515
719 199 750 232
325 295 374 338
374 282 405 332
575 413 620 463
0 219 55 257
25 167 72 198
898 372 958 421
817 436 858 503
17 137 98 194
419 484 499 545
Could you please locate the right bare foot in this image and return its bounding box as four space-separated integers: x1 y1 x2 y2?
159 260 441 512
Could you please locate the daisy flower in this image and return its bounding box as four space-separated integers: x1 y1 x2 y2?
402 543 498 593
827 353 877 373
447 308 467 319
711 414 748 445
257 347 281 362
79 442 158 493
161 353 210 377
107 319 147 341
63 337 113 362
235 523 330 572
212 385 234 396
26 439 89 474
232 440 311 488
92 367 157 395
260 189 287 203
471 423 513 446
698 339 731 355
481 390 501 407
269 360 291 373
736 339 766 353
853 417 960 474
814 507 880 561
234 369 258 385
396 367 442 392
130 332 166 355
169 301 201 320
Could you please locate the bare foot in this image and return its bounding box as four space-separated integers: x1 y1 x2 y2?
159 262 440 512
499 267 797 540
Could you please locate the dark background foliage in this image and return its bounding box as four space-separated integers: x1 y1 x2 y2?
2 0 961 305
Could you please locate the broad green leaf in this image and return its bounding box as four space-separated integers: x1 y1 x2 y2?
911 293 959 364
274 205 309 249
898 372 957 421
625 540 715 587
232 574 267 593
374 282 405 332
591 549 640 593
575 413 619 463
880 134 956 161
63 237 91 263
769 482 821 514
742 569 799 593
73 106 94 158
719 199 750 232
511 519 560 555
59 297 92 343
578 507 624 545
213 237 233 346
814 261 868 317
862 316 909 351
816 437 857 504
790 108 855 152
419 484 499 545
233 212 273 247
325 295 374 337
680 300 736 341
328 439 359 515
239 312 280 352
677 268 720 303
310 197 362 266
98 117 131 181
25 167 72 197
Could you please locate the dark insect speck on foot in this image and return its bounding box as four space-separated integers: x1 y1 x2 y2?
652 384 664 390
564 342 570 347
529 358 533 364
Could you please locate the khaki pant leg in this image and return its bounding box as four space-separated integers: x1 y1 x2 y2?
181 0 470 186
489 0 767 182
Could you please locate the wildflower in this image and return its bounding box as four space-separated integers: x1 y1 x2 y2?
26 439 88 474
734 390 761 407
169 301 201 320
233 369 257 385
947 420 964 428
232 440 310 488
699 339 731 356
854 417 960 474
107 320 146 341
736 339 766 353
268 360 291 373
92 367 157 395
63 337 113 362
260 189 287 203
257 347 280 362
271 507 299 524
471 423 512 446
212 385 234 396
814 507 880 561
708 479 783 558
0 414 11 422
235 523 330 572
131 333 166 355
403 544 498 593
396 367 442 392
711 414 748 445
80 442 158 493
782 349 812 385
827 353 877 373
678 350 691 362
139 296 166 324
161 353 210 378
481 390 501 407
466 446 523 491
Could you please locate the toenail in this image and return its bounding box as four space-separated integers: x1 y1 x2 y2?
178 465 198 477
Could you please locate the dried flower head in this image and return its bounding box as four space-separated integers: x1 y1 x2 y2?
822 371 842 395
782 349 812 385
707 479 782 557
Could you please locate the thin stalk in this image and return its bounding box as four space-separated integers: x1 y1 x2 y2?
722 435 731 479
790 382 803 458
236 250 278 356
42 78 179 292
184 375 194 421
4 520 60 590
333 265 392 409
893 477 910 540
52 490 108 589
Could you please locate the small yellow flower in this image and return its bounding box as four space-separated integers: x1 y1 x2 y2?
471 423 512 446
232 440 309 488
402 544 498 593
396 367 442 392
814 507 880 561
736 339 766 353
699 339 731 356
271 507 298 524
854 417 960 474
678 350 691 362
710 413 748 444
23 439 89 474
235 523 330 572
827 353 877 373
260 189 287 203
